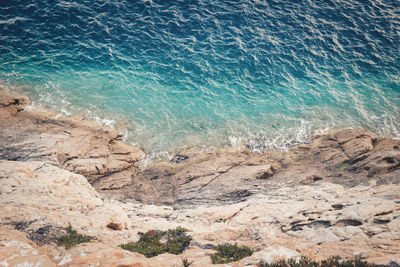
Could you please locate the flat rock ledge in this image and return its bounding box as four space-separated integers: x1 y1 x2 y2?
0 88 400 266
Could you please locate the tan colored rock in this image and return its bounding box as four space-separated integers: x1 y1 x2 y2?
0 88 144 189
297 143 311 150
334 129 378 145
254 164 275 179
1 89 400 266
0 226 55 267
1 158 400 266
107 214 130 231
341 135 375 159
0 91 29 109
300 174 324 185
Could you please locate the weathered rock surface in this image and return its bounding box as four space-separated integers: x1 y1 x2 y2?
0 86 144 189
113 127 400 208
1 159 399 266
1 88 400 266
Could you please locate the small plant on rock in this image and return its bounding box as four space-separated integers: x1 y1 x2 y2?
182 258 193 267
210 243 253 264
56 224 95 249
120 227 192 258
257 255 375 267
120 230 166 258
165 227 192 255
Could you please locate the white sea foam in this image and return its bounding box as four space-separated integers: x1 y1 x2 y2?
1 0 399 162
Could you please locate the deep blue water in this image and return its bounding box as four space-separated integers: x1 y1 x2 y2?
1 0 399 159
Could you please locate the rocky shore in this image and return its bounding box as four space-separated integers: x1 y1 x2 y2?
1 87 399 266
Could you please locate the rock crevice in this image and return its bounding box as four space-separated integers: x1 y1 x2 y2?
1 89 400 266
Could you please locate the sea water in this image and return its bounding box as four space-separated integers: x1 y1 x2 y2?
1 0 399 160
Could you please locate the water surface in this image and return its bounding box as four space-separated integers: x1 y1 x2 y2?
1 0 399 159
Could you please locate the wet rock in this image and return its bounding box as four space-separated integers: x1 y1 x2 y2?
0 89 144 189
2 90 400 265
0 93 29 110
170 154 189 163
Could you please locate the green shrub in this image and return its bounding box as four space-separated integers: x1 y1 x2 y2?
120 230 166 258
182 258 193 267
120 227 192 258
210 243 253 264
56 224 95 249
258 255 375 267
165 227 192 255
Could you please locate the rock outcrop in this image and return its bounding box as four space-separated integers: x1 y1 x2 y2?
0 87 144 189
1 88 399 266
113 128 400 208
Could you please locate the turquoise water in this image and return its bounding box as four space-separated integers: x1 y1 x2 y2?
1 0 399 159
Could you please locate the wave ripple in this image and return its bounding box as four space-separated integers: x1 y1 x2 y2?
1 0 399 159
